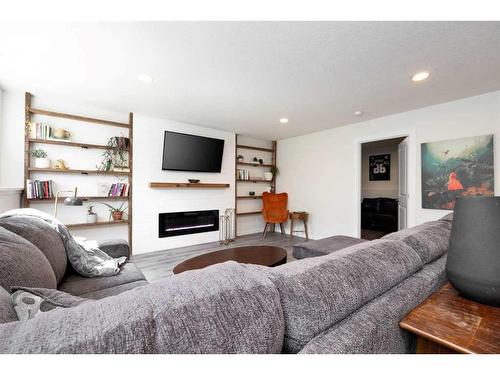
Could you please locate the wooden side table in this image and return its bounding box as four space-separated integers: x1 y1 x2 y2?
399 282 500 354
289 211 309 239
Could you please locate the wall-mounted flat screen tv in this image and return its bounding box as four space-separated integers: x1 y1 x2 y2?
162 131 225 172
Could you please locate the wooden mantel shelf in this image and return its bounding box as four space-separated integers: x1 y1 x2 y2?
149 182 230 189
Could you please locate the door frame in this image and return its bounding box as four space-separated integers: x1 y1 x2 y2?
353 130 416 238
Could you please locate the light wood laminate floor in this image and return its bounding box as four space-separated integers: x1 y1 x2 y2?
132 232 309 283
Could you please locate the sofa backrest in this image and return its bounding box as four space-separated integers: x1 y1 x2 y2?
267 239 423 353
0 227 57 291
382 219 452 264
0 216 67 284
0 286 17 324
0 261 284 354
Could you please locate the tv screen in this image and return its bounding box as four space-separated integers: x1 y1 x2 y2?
162 131 225 172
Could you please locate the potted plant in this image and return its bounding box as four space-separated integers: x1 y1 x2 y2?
86 205 97 224
31 149 50 168
101 202 127 221
97 136 129 171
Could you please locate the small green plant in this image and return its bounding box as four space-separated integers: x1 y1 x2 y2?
31 149 47 158
101 202 127 221
270 165 279 178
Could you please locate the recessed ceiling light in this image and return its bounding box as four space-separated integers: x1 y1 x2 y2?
279 118 289 124
411 71 430 82
354 111 363 117
138 74 153 83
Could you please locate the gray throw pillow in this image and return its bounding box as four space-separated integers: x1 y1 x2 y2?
11 286 89 321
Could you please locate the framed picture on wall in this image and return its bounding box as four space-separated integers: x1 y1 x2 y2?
369 154 391 181
421 134 494 210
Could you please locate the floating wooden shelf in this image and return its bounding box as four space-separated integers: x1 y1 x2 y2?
236 144 274 153
237 195 262 199
236 179 272 183
28 196 128 203
66 220 129 229
28 138 118 151
29 108 130 129
28 168 130 176
149 182 230 189
237 162 272 167
236 211 262 216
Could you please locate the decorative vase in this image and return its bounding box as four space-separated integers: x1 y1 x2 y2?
112 211 123 221
264 172 273 181
34 158 50 169
446 197 500 306
86 214 97 224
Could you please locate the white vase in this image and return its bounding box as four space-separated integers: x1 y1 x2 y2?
86 214 97 224
264 172 273 181
34 158 50 169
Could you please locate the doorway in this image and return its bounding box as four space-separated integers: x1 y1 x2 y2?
360 136 408 240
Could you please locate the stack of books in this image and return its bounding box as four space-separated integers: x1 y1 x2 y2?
28 122 53 140
26 179 54 199
108 183 129 197
236 169 250 180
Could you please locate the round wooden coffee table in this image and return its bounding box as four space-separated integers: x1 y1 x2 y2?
172 245 287 274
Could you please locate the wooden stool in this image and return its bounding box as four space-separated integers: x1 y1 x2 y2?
289 212 309 239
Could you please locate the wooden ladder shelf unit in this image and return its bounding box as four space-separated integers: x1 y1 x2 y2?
24 92 134 256
234 135 277 236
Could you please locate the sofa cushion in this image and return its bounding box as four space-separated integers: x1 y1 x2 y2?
292 235 368 259
299 255 447 354
0 261 284 354
78 280 148 299
59 262 146 297
0 227 57 291
383 220 451 264
0 216 67 283
268 239 423 353
0 286 17 323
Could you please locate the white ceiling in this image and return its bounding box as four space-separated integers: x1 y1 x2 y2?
0 22 499 140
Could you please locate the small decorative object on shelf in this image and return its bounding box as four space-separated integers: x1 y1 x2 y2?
264 172 273 181
188 179 200 183
258 158 263 165
31 149 50 169
54 159 69 170
252 157 259 164
219 208 235 245
237 155 244 162
52 128 71 140
86 205 97 224
249 191 255 196
102 201 127 221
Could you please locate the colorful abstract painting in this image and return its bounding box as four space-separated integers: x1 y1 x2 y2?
421 135 494 210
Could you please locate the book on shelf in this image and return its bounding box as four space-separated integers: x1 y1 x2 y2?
107 182 129 197
26 179 54 199
236 169 250 180
28 122 53 140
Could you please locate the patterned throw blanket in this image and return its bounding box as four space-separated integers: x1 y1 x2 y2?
0 208 126 277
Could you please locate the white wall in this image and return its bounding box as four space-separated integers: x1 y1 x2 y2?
0 91 243 254
361 143 399 199
277 90 500 240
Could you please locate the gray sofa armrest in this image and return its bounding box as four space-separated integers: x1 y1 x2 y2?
94 239 130 258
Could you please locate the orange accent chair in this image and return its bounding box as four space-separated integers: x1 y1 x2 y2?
262 192 289 238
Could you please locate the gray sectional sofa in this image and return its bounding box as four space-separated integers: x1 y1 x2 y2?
0 213 453 354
